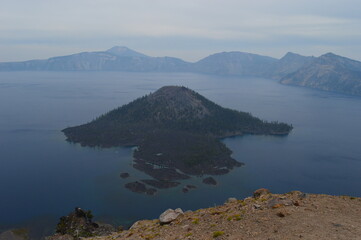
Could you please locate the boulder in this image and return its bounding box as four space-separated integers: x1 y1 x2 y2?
253 188 270 198
267 197 293 209
159 208 183 224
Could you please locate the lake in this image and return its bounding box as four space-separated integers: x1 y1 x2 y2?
0 71 360 237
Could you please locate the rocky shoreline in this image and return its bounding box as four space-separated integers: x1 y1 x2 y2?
33 189 361 240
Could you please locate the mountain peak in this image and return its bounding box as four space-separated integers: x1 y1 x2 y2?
149 86 210 119
320 52 339 59
106 46 148 57
282 52 302 58
151 86 191 99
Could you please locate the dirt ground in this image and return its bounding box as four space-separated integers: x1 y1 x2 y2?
83 190 361 240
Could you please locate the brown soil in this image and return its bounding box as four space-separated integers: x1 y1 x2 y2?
83 190 361 240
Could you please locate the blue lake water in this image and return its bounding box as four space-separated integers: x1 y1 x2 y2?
0 71 361 236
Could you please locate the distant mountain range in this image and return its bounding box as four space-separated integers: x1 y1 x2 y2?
1 46 361 96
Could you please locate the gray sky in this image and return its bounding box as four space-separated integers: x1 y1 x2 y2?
1 0 361 62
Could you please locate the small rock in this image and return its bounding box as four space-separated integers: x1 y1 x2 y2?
159 208 184 224
267 197 293 208
272 204 284 209
277 212 285 218
129 221 141 230
120 172 130 179
253 204 262 209
299 193 308 199
182 187 189 193
181 224 190 229
226 197 238 204
253 188 270 198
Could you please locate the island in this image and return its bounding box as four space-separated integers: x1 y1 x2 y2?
62 86 292 190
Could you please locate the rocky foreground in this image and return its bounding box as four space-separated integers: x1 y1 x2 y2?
46 189 361 240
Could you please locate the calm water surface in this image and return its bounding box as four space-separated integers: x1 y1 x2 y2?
0 72 360 235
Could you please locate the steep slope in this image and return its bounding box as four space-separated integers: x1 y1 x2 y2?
281 53 361 96
193 51 277 76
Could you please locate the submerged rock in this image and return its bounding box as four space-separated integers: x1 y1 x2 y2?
141 179 180 189
159 208 184 224
145 188 157 195
125 181 147 193
125 181 158 195
202 177 217 185
133 160 190 181
120 173 130 179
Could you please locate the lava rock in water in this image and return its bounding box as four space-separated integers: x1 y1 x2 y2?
141 179 180 189
133 159 190 181
125 181 158 195
125 182 147 193
120 172 130 179
203 177 217 185
182 187 189 193
159 208 184 224
145 188 157 195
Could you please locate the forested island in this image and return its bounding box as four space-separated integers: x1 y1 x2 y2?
63 86 292 192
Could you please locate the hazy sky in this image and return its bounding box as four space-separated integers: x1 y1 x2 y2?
1 0 361 62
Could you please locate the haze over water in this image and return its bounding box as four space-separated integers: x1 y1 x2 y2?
1 71 360 235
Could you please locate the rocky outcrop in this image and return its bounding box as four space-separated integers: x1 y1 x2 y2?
253 188 270 198
48 208 115 239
